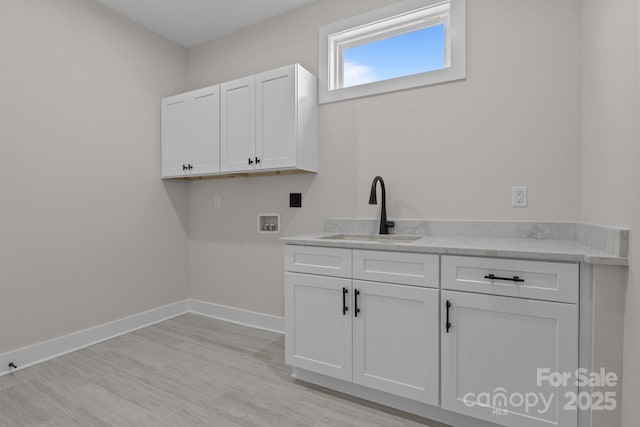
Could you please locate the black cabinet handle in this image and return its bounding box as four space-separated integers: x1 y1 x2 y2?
484 273 525 283
446 300 452 333
182 164 187 171
354 289 360 317
248 158 254 165
342 288 348 315
255 157 261 164
188 164 193 170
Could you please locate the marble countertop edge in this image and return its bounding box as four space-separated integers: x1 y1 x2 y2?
280 233 629 266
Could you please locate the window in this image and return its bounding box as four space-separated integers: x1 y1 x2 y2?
319 0 466 104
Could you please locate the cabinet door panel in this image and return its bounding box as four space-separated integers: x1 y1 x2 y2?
285 273 352 382
221 76 255 173
441 291 578 427
189 86 220 175
161 95 188 178
256 65 296 170
353 280 439 405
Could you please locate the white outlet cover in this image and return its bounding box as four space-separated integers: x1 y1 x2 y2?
512 186 528 207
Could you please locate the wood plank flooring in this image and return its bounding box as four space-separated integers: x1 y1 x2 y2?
0 314 449 427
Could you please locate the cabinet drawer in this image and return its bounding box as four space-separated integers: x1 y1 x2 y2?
353 250 439 288
285 245 351 278
442 256 578 303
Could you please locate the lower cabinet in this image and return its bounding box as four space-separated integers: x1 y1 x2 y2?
353 280 439 405
441 290 578 427
285 246 580 427
285 272 440 405
284 272 352 381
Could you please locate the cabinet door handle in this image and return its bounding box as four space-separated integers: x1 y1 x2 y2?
342 287 348 315
354 289 360 317
446 300 452 333
484 273 525 283
248 158 254 165
188 164 193 170
255 157 261 164
182 164 187 171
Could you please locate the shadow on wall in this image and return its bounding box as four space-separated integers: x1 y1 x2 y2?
185 173 319 243
162 179 189 234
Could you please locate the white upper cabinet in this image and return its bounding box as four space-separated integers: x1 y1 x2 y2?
163 64 318 179
255 66 297 170
220 76 256 173
189 86 221 175
161 85 220 178
161 95 189 178
221 64 318 174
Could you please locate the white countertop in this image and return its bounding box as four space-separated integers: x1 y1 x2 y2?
281 232 629 266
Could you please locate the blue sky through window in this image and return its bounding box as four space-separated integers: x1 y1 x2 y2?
342 24 445 88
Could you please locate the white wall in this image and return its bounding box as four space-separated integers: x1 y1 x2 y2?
580 1 640 426
0 0 189 354
186 0 582 316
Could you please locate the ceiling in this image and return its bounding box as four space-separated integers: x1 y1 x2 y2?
94 0 320 48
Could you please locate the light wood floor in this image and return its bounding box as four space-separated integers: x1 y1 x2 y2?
0 314 450 427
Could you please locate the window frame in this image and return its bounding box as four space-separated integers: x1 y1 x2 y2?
319 0 466 104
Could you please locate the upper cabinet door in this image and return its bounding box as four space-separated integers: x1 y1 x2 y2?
220 76 256 173
188 86 220 175
161 95 189 178
255 65 296 170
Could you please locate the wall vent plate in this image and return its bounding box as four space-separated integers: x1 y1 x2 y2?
258 213 280 234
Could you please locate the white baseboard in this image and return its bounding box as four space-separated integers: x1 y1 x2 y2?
0 300 190 377
0 299 283 378
189 299 284 334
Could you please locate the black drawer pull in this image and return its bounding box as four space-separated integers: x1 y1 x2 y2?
446 300 452 333
484 273 525 283
342 287 348 315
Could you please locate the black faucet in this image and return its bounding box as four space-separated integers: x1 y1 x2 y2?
369 176 395 235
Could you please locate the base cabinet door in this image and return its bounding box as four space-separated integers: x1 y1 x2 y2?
441 291 578 427
353 280 439 405
285 272 352 382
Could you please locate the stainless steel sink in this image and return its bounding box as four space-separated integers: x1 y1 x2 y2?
320 234 421 244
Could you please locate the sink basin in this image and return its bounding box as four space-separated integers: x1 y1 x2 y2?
320 234 421 244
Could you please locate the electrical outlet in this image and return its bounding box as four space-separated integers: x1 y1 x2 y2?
512 186 528 207
214 195 221 209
